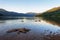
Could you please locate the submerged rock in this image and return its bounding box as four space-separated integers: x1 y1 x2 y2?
18 28 30 33
7 28 30 34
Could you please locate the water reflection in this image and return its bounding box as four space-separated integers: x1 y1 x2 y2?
0 17 60 40
0 20 5 23
0 17 41 23
42 18 60 26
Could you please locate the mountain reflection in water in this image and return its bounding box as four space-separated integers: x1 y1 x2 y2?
0 17 60 40
42 18 60 26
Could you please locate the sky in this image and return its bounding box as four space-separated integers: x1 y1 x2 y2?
0 0 60 13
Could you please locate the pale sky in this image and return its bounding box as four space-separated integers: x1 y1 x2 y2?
0 0 60 13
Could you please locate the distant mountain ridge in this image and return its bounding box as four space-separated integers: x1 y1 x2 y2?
0 9 36 17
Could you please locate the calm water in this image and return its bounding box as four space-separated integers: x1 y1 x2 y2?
0 17 60 40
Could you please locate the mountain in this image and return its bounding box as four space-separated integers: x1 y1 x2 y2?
43 7 60 17
36 7 60 22
46 7 60 12
25 12 36 17
36 7 60 17
0 9 36 17
0 9 25 16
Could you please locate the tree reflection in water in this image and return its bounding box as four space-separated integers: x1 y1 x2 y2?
42 17 60 26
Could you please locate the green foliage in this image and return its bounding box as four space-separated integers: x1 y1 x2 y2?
37 7 60 17
36 7 60 22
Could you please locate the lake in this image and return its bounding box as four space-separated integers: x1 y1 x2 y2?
0 17 60 40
